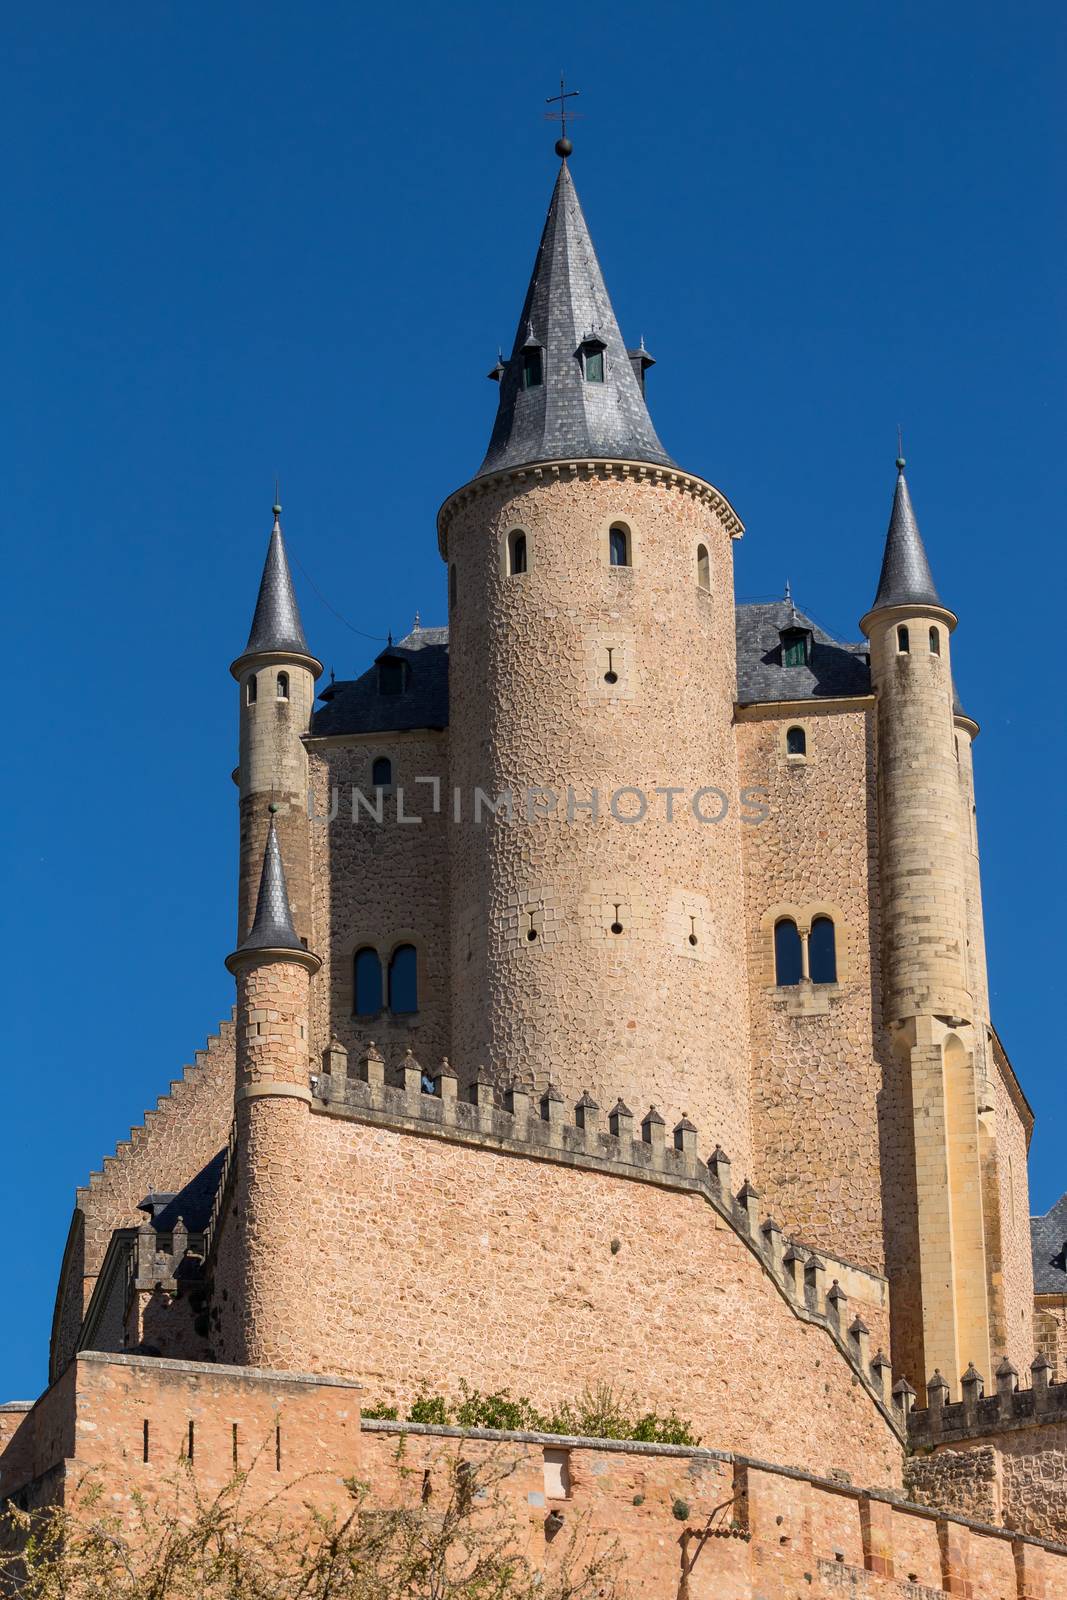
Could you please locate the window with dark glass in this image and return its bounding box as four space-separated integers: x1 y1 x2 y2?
246 674 257 705
584 348 604 383
354 947 383 1016
897 625 910 653
276 671 289 700
372 756 392 787
774 919 803 986
781 628 809 668
609 524 630 567
696 544 710 591
929 626 940 655
786 726 806 756
388 944 418 1014
378 657 406 695
507 529 528 575
809 916 837 984
521 348 543 389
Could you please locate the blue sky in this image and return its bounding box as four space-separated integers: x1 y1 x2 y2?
3 2 1064 1400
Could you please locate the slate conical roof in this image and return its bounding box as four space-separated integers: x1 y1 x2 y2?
476 160 676 477
869 460 945 613
236 816 305 955
242 507 312 658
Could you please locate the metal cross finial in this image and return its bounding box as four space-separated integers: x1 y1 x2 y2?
545 73 582 156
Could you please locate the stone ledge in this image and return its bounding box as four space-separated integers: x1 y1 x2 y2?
76 1350 363 1390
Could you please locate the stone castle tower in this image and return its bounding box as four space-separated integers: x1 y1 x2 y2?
16 144 1062 1581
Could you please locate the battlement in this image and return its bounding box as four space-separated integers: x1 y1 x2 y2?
908 1356 1067 1447
310 1046 900 1436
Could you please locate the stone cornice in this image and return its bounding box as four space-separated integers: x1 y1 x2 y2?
859 601 958 639
734 695 875 720
437 459 745 559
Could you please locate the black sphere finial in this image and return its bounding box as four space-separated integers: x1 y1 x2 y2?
555 136 573 159
896 457 906 472
268 801 280 814
272 502 282 517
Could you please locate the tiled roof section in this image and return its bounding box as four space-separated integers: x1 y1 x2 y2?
311 627 448 737
869 463 944 614
735 601 871 704
1032 1193 1067 1296
476 162 676 478
236 817 304 954
243 512 312 658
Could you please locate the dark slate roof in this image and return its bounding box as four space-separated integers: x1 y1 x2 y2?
311 626 448 737
235 817 304 953
242 511 313 659
735 601 871 704
476 161 676 478
1032 1193 1067 1296
137 1150 227 1234
869 462 945 614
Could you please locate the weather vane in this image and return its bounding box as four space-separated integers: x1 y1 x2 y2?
545 73 582 157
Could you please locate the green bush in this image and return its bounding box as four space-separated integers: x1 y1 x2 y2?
408 1392 451 1425
362 1382 699 1446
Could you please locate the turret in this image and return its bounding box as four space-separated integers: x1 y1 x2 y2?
224 812 321 1368
861 457 991 1391
439 146 752 1166
231 502 322 943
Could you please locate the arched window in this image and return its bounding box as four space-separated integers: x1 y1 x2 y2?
786 726 806 757
696 544 710 591
609 524 631 567
449 563 457 611
809 916 837 984
774 919 803 986
353 947 383 1016
897 625 910 653
388 944 418 1014
276 671 289 700
246 675 257 706
507 529 528 576
371 756 392 788
929 626 940 655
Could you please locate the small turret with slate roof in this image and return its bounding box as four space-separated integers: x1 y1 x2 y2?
226 812 318 971
865 457 952 621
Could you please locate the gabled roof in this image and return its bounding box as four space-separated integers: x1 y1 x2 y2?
735 601 871 705
241 508 313 660
868 461 945 614
311 626 448 738
1031 1192 1067 1296
476 161 676 478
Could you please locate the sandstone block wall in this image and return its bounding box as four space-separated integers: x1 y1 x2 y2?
50 1017 237 1379
212 1104 905 1488
907 1422 1067 1549
1035 1298 1067 1380
442 464 752 1168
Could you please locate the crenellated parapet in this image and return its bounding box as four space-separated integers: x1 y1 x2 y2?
908 1354 1067 1447
311 1045 902 1436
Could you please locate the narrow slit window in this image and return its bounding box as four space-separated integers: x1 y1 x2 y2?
388 944 418 1014
696 544 710 591
371 756 392 788
786 726 806 757
774 919 802 987
929 626 940 655
143 1419 150 1463
276 671 289 700
809 917 837 984
521 348 543 389
354 947 383 1016
246 675 257 705
449 563 457 611
609 524 631 567
897 625 910 654
232 1423 239 1468
187 1421 195 1462
507 529 528 576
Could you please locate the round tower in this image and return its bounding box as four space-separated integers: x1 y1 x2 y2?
225 812 321 1370
861 456 989 1391
231 502 322 944
440 154 752 1168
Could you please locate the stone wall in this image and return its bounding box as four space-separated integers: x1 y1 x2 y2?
988 1049 1036 1373
306 730 451 1075
1035 1297 1067 1380
50 1017 237 1379
209 1084 904 1490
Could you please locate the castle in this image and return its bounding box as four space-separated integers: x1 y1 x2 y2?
4 146 1067 1597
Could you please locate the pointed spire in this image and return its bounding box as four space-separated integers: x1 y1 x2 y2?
476 162 676 478
869 456 945 613
241 502 313 659
235 811 304 954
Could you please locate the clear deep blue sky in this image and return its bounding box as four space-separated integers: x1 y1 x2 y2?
4 3 1064 1400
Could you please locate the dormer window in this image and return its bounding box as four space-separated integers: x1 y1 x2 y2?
579 335 606 383
377 657 408 696
521 347 543 389
780 627 811 668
